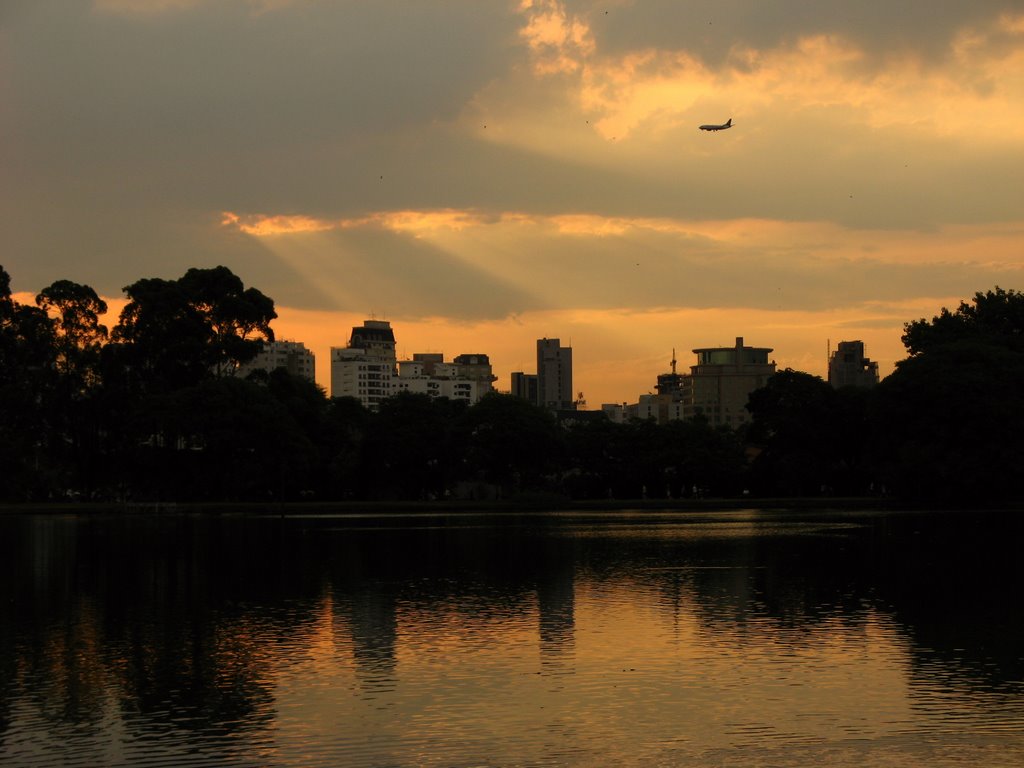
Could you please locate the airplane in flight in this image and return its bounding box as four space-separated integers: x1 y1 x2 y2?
698 118 732 131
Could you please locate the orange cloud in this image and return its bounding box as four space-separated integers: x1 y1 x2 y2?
518 0 595 75
221 209 489 238
498 8 1024 148
375 209 490 234
221 211 337 237
223 206 1024 279
1001 13 1024 34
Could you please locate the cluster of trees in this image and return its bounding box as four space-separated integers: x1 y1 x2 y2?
745 287 1024 504
2 263 1022 505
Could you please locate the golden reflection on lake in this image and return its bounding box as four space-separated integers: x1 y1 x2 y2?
1 510 1022 767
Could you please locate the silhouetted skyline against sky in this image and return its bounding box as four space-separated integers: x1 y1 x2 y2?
4 1 1023 404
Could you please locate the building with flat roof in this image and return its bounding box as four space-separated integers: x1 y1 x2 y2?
237 340 315 382
687 337 775 427
332 320 493 409
511 371 539 403
330 320 397 409
395 356 486 404
616 338 775 427
453 354 498 395
828 340 879 388
510 338 574 411
537 338 574 411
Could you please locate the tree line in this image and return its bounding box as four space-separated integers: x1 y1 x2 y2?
2 264 1022 505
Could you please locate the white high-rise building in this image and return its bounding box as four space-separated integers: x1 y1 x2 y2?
331 321 494 409
330 320 397 409
395 360 478 403
393 352 494 405
237 340 315 382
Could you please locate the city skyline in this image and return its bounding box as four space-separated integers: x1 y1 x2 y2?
4 1 1023 406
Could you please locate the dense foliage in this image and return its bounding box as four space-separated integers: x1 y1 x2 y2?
873 288 1024 503
2 265 1022 505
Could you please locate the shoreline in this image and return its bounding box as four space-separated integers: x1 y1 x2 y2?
0 495 999 516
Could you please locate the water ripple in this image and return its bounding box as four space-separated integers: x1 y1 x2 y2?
3 511 1024 767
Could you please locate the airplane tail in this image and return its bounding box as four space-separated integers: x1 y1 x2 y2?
725 118 732 127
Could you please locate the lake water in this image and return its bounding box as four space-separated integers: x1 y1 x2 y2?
1 508 1022 767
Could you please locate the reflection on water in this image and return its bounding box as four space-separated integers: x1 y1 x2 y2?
1 509 1022 767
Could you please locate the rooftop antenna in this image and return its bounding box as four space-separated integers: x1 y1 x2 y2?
671 348 677 375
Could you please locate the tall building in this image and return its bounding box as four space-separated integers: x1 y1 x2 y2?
237 340 315 382
612 338 775 426
828 340 879 388
330 320 397 409
650 349 690 423
453 354 497 394
349 320 398 360
332 320 494 408
687 337 775 427
537 338 573 411
510 372 538 403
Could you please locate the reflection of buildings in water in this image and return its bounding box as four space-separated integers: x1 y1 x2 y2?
872 512 1024 697
334 588 398 684
537 560 575 666
694 566 757 625
8 597 113 732
1 591 284 762
683 537 760 628
677 529 870 631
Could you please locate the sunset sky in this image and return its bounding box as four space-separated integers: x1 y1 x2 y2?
4 0 1023 405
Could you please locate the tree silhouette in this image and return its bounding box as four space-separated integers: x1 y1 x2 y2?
32 281 110 496
455 393 563 496
746 370 842 496
361 392 466 500
35 280 108 386
875 287 1024 503
1 266 58 498
110 266 276 394
902 287 1024 356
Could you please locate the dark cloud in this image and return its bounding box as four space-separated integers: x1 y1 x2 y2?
479 227 1024 313
244 224 544 318
579 0 1019 66
2 0 1021 323
7 1 514 149
1 0 517 293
